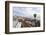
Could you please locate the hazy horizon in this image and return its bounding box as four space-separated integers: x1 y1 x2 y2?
13 7 41 20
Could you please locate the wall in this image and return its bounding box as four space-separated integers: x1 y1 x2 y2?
0 0 46 35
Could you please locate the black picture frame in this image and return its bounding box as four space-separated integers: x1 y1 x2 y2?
5 1 45 34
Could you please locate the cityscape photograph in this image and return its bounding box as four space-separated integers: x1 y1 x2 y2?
13 7 40 28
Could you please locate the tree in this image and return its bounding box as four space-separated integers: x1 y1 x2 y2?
33 14 37 27
33 14 37 18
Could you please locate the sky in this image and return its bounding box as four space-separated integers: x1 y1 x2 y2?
13 7 41 19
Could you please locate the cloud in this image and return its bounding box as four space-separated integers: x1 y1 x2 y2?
13 7 41 18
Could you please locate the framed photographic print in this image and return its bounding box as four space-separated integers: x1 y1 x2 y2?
5 1 45 34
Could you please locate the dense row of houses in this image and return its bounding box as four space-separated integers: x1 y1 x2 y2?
13 16 40 28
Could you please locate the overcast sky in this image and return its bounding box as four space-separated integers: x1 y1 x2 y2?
13 7 41 18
